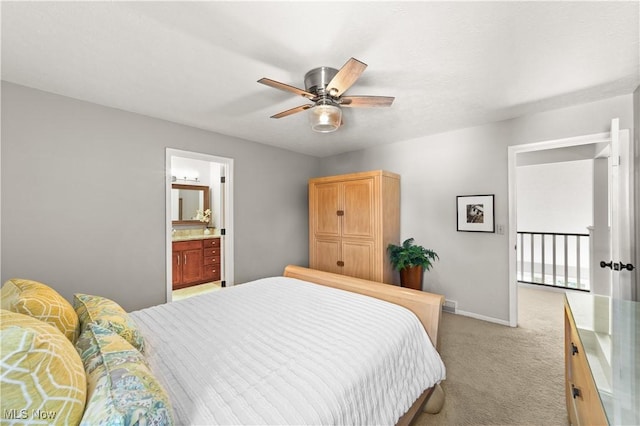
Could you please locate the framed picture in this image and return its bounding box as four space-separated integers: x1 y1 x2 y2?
456 194 495 233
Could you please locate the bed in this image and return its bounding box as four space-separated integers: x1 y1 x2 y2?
0 265 446 426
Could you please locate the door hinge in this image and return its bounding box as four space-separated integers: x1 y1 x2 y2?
220 176 226 183
220 228 226 236
221 280 226 288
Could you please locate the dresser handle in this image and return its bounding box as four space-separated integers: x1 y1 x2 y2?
571 384 581 399
571 342 579 356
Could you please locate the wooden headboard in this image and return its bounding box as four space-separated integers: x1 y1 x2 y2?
283 265 444 349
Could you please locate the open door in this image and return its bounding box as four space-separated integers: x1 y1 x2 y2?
599 118 635 301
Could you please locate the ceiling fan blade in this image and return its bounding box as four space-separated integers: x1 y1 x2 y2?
270 104 313 119
326 58 367 97
258 78 316 99
340 96 395 107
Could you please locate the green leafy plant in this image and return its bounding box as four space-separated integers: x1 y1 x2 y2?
387 238 439 271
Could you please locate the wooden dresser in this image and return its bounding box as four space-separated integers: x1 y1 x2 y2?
564 292 639 426
172 237 221 290
309 170 400 284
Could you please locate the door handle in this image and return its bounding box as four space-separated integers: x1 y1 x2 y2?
600 260 635 271
619 262 635 271
600 261 613 269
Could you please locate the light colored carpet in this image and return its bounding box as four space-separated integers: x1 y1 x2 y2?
415 285 568 425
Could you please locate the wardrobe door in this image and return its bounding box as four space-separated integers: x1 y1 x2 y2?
341 178 375 239
312 238 341 274
341 240 375 280
312 182 341 238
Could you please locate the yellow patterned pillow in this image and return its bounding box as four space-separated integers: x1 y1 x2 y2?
0 309 87 425
1 279 80 343
74 293 145 353
76 323 173 426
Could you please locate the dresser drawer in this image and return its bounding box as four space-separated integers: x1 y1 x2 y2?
564 302 608 426
204 256 220 266
203 238 221 248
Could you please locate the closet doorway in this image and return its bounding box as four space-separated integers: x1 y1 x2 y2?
165 148 234 302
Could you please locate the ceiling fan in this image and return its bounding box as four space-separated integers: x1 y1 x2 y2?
258 58 394 133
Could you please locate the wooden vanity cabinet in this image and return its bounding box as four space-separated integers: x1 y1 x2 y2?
202 237 221 282
172 237 222 289
309 170 400 284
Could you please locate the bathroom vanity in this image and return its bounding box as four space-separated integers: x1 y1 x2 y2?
172 235 221 289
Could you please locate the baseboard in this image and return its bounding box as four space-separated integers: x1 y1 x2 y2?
454 309 511 326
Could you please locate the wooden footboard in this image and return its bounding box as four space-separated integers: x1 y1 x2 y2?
283 265 444 349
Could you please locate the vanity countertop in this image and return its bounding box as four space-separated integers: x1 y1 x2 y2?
172 233 221 242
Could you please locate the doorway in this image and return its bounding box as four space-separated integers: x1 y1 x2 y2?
507 121 634 326
165 148 234 303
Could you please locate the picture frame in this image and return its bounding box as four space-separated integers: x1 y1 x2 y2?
456 194 495 233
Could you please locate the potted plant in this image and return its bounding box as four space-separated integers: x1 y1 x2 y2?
387 238 439 290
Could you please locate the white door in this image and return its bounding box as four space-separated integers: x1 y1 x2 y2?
601 118 635 300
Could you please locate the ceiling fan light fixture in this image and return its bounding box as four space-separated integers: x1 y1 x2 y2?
309 101 341 133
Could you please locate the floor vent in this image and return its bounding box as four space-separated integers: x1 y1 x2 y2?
443 299 457 313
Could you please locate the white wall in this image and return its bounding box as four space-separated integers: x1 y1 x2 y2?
516 160 593 234
320 94 635 323
319 123 512 322
1 82 320 311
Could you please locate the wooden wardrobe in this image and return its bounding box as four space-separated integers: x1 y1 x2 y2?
309 170 400 284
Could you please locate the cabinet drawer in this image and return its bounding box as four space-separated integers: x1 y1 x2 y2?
203 238 221 248
173 240 202 251
204 248 221 257
203 265 221 281
204 256 220 266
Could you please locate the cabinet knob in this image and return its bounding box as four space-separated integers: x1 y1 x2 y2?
337 261 344 267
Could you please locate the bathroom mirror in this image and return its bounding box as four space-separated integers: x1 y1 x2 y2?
171 184 210 225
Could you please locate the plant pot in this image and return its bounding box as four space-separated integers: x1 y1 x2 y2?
400 265 424 290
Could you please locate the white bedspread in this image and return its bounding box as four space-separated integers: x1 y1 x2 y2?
130 277 445 425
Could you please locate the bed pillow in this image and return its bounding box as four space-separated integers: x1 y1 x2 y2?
74 293 145 353
76 323 174 426
0 278 80 343
0 309 87 425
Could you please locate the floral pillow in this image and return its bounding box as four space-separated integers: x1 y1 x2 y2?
0 278 80 343
1 309 86 425
74 293 145 353
76 323 173 426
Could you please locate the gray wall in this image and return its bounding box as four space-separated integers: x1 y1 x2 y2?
319 94 636 323
1 82 319 311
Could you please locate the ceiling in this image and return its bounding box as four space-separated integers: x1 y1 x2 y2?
2 2 638 158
